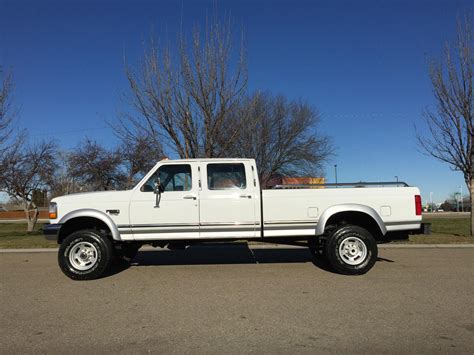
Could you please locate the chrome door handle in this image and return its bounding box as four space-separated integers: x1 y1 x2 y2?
239 194 252 199
183 195 197 200
106 209 120 215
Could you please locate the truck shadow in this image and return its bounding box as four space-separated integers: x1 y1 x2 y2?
137 244 314 265
107 242 394 277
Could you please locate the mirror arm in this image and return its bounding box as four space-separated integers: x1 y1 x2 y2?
154 178 162 208
154 190 161 208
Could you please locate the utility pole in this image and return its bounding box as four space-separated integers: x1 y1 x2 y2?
430 192 433 212
334 164 338 187
455 192 461 212
395 176 399 185
460 185 464 212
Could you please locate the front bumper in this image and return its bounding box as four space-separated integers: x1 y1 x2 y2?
42 224 62 241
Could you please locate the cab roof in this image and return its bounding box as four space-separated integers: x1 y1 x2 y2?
158 158 255 163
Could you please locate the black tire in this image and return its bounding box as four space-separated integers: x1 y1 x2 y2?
58 229 115 280
324 225 378 275
116 244 140 262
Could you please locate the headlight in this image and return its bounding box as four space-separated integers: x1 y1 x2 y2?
49 202 57 219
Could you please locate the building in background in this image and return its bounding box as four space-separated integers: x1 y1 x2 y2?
267 176 325 189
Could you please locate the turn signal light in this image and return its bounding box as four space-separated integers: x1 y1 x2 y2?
49 202 57 220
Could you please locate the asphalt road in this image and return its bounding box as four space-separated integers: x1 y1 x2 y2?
1 245 473 354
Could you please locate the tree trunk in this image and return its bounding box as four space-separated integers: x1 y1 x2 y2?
471 177 474 237
23 201 39 233
28 207 39 232
471 146 474 237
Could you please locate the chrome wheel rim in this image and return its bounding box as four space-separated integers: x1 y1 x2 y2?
69 242 98 271
338 236 367 266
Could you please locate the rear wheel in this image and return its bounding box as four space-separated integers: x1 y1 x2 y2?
58 230 114 280
324 225 377 275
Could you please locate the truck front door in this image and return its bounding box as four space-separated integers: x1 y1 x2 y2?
128 163 200 240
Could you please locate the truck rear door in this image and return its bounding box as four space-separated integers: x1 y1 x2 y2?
198 161 259 238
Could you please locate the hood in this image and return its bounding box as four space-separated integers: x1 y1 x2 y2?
52 190 134 204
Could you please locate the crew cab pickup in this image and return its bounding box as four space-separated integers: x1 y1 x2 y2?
44 158 423 280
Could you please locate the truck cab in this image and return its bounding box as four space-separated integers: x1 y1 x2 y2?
125 158 260 240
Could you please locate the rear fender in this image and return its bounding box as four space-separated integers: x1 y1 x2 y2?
316 204 386 236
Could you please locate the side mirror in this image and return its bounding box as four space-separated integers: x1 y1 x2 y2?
154 178 164 193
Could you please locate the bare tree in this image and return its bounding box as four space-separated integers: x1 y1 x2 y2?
0 136 57 231
225 92 333 187
118 16 334 186
49 151 79 198
118 133 164 188
0 66 15 154
119 15 247 159
416 16 473 235
68 139 126 191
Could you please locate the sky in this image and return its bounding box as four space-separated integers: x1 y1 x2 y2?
0 0 471 204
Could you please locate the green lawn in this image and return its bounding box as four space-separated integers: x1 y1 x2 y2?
424 215 469 235
0 223 57 249
396 215 472 244
0 214 472 248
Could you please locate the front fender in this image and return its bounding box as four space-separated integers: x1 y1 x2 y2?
315 204 387 236
58 209 122 241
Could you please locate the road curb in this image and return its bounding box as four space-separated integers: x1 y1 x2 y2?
378 244 474 249
0 248 59 253
1 243 474 253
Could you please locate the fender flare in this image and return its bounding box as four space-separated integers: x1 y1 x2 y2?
315 204 387 236
58 209 122 241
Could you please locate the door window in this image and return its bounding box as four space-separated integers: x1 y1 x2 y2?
142 164 192 192
207 163 247 190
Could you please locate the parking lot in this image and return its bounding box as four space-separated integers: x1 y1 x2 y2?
1 245 473 354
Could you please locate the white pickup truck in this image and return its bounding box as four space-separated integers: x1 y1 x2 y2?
44 158 423 280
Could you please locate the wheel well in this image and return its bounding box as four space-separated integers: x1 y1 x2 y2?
58 217 112 244
325 211 383 240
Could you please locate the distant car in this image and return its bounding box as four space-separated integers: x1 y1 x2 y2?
437 209 444 212
0 206 7 212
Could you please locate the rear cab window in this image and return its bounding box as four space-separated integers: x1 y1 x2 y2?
207 163 247 190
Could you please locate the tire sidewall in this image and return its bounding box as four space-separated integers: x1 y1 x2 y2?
325 225 378 275
58 230 113 280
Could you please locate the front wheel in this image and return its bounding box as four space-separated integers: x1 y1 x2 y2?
58 230 114 280
324 225 378 275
